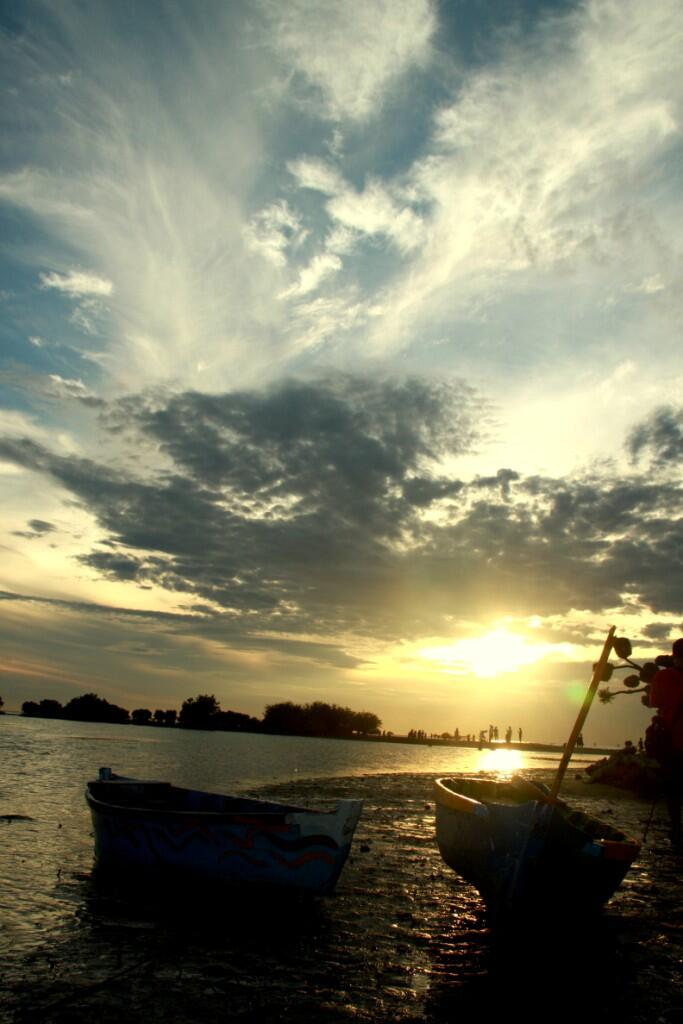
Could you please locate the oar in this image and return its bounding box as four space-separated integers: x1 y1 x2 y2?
547 625 616 804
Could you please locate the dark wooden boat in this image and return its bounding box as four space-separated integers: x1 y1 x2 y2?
86 768 362 896
434 775 639 917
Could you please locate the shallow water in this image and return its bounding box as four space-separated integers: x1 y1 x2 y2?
0 715 594 962
1 715 627 1023
2 766 681 1023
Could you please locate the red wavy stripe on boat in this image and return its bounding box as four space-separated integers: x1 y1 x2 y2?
217 850 269 867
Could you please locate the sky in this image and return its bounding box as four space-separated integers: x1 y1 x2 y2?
1 0 682 744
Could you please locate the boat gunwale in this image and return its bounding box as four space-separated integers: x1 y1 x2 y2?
433 777 487 816
434 775 640 856
85 784 328 824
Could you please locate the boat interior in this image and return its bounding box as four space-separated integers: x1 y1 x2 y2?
439 775 634 843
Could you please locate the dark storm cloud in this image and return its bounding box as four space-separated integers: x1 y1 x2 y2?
642 622 678 643
628 404 683 469
0 587 365 669
402 476 464 507
111 375 481 534
12 518 57 539
470 468 520 499
0 587 188 623
27 518 56 533
431 472 683 618
1 383 682 663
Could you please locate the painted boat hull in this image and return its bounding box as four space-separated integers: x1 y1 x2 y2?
86 769 362 896
435 776 639 917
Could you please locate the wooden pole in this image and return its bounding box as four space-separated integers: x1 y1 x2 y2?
547 626 616 804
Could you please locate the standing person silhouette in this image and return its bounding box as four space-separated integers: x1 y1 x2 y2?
648 637 683 848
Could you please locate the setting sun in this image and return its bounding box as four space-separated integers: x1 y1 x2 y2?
418 629 566 677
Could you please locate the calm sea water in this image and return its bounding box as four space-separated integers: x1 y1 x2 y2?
0 714 591 961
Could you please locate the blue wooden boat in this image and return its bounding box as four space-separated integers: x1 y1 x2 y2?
434 776 639 917
85 768 363 896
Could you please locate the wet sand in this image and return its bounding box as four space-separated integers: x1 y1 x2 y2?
2 770 682 1024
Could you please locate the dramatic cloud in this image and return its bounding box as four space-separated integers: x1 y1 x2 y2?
1 381 681 669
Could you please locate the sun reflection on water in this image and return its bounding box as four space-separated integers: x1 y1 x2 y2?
476 747 524 775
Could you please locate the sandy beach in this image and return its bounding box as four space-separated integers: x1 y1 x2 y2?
2 769 682 1024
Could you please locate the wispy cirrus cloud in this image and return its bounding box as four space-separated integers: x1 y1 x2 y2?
279 252 343 298
366 0 683 358
46 374 104 407
287 157 425 254
39 270 113 296
3 0 681 417
266 0 436 122
243 201 308 268
0 3 287 390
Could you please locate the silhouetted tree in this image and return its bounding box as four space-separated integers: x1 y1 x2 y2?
131 708 153 725
62 692 129 724
152 708 178 726
262 702 307 735
40 699 63 718
21 698 63 718
213 709 261 732
178 694 220 729
352 711 381 735
305 701 349 736
262 701 381 738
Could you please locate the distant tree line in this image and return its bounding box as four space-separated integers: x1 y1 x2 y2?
21 693 131 723
176 694 259 732
262 701 381 738
19 692 381 738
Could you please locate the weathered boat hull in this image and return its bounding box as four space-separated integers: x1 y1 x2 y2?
86 770 362 896
435 776 639 916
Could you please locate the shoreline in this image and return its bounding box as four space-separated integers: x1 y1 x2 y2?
355 733 618 755
3 713 619 756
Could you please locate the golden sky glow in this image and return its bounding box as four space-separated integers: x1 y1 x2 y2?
417 629 577 678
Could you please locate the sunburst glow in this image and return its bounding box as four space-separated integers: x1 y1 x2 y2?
418 629 572 677
476 747 524 774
